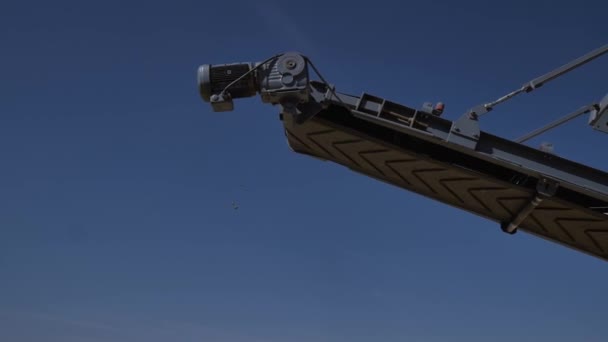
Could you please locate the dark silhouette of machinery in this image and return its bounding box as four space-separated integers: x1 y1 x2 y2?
198 45 608 261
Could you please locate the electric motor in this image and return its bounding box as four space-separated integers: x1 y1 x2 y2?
198 62 258 103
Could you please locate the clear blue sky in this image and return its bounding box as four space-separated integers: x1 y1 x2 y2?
2 1 608 341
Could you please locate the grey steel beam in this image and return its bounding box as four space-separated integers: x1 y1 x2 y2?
313 87 608 205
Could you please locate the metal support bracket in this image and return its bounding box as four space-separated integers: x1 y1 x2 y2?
501 178 559 234
588 93 608 134
448 107 482 149
280 82 334 124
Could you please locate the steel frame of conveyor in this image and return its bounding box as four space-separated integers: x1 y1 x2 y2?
287 82 608 219
198 45 608 260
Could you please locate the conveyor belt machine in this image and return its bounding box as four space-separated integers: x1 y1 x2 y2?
197 45 608 262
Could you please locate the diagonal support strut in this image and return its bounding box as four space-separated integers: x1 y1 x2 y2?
501 178 560 234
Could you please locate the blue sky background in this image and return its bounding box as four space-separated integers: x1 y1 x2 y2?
1 1 608 341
